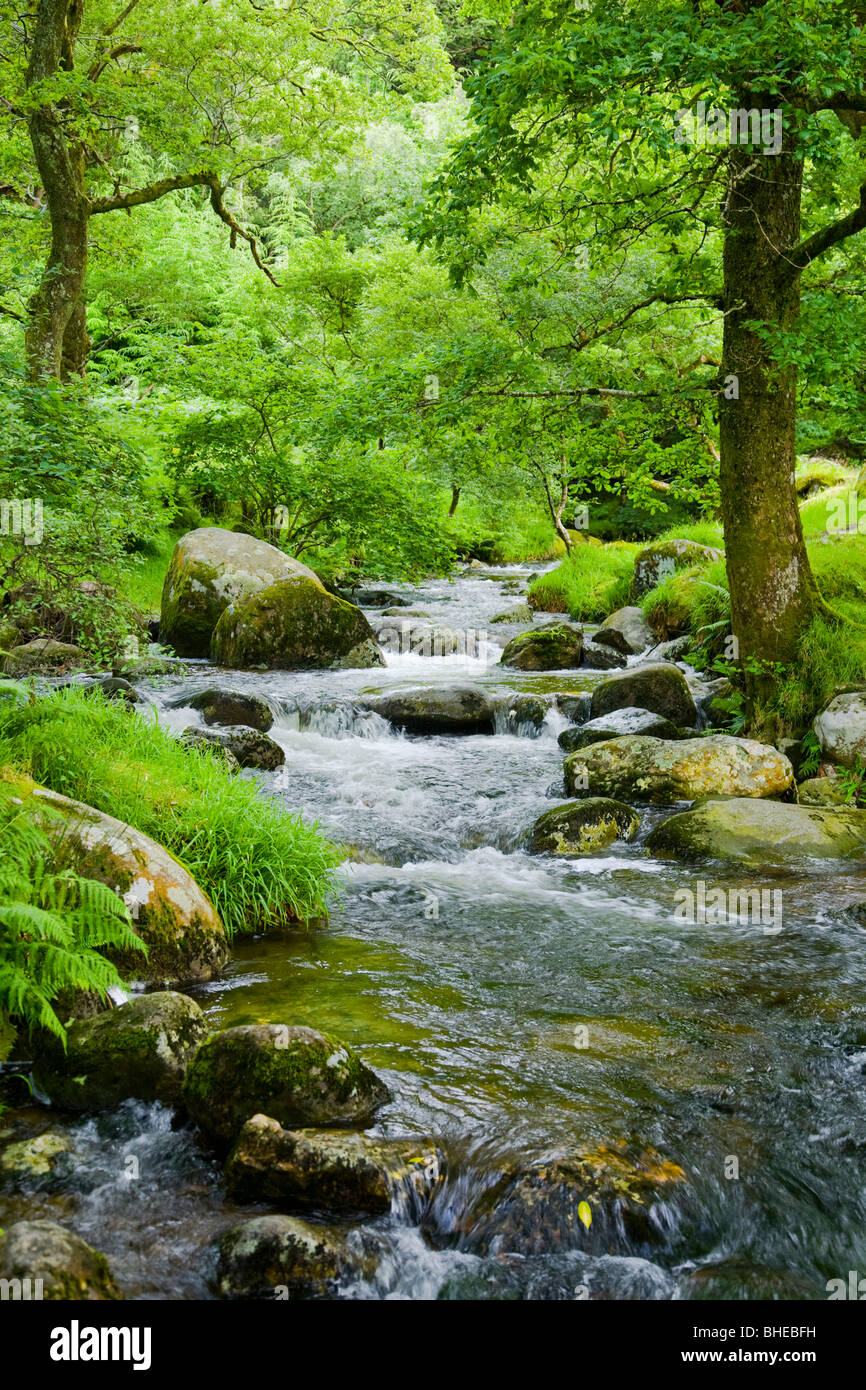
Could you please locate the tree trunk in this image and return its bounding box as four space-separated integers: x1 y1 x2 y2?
24 0 89 381
448 485 461 516
719 97 820 677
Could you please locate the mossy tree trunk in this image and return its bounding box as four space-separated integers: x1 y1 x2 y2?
718 94 821 685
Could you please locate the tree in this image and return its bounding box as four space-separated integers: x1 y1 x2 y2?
0 0 450 379
419 0 866 675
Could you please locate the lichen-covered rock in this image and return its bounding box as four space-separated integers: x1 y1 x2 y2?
210 577 384 670
460 1143 686 1256
0 1132 72 1183
595 607 654 655
177 727 240 772
0 1220 122 1300
813 691 866 768
181 724 285 771
564 734 793 804
160 527 322 657
490 603 534 624
590 662 697 726
558 707 680 752
360 683 495 734
216 1214 353 1300
500 624 583 671
646 797 866 863
797 777 850 807
2 639 87 676
186 687 273 731
32 992 208 1110
29 782 229 986
529 799 640 854
182 1024 391 1148
225 1114 441 1215
504 694 554 731
631 538 722 599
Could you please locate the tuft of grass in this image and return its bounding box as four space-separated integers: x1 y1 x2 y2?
647 519 725 550
527 543 637 621
0 689 339 937
122 530 177 613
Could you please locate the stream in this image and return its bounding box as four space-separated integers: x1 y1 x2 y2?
5 565 866 1300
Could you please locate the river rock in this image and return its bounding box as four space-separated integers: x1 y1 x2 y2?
460 1143 686 1256
490 604 534 624
161 527 323 657
178 727 241 772
182 1024 391 1148
30 782 229 986
500 624 583 670
505 694 554 730
590 662 697 726
797 777 850 807
225 1113 441 1215
2 639 87 676
360 683 495 734
647 797 866 863
183 724 284 771
558 707 680 752
580 639 628 670
564 735 793 804
95 676 141 704
0 1220 122 1300
210 577 384 670
216 1214 355 1299
529 799 640 853
186 688 273 731
0 1132 72 1183
813 692 866 768
595 607 654 655
32 992 208 1110
631 538 722 599
555 693 592 723
353 589 408 607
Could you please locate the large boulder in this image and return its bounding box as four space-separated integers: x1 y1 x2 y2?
216 1215 357 1300
558 706 680 752
186 688 273 731
590 663 697 726
564 734 793 804
30 782 229 986
2 639 87 676
529 798 640 854
646 797 866 863
182 1025 391 1148
180 724 284 771
32 992 207 1111
499 624 583 671
160 527 322 657
225 1114 441 1215
594 607 654 655
631 538 722 599
360 683 495 734
813 692 866 768
210 577 384 670
0 1220 122 1300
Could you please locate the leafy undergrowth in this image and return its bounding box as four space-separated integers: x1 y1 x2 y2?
0 689 339 937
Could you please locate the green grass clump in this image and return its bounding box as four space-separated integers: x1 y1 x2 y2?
527 543 637 621
0 690 339 937
640 559 730 650
646 519 725 550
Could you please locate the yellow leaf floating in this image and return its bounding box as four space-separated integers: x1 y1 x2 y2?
578 1201 592 1231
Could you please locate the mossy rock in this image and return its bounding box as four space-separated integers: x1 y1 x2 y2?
24 779 229 987
2 639 87 676
631 539 722 599
646 797 866 863
211 577 384 670
216 1214 363 1300
361 683 495 734
595 606 654 655
181 724 284 770
182 1024 391 1148
500 624 583 671
558 707 680 752
225 1113 441 1215
490 603 534 624
160 527 323 658
529 798 640 854
0 1220 122 1300
797 777 850 808
590 662 697 726
564 734 793 804
0 620 21 652
0 1132 72 1184
186 687 273 731
32 992 208 1111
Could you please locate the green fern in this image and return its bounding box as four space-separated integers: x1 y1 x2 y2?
0 783 146 1057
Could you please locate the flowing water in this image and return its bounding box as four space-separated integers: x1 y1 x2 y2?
5 567 866 1300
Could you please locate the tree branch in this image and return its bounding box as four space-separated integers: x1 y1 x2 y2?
787 183 866 270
